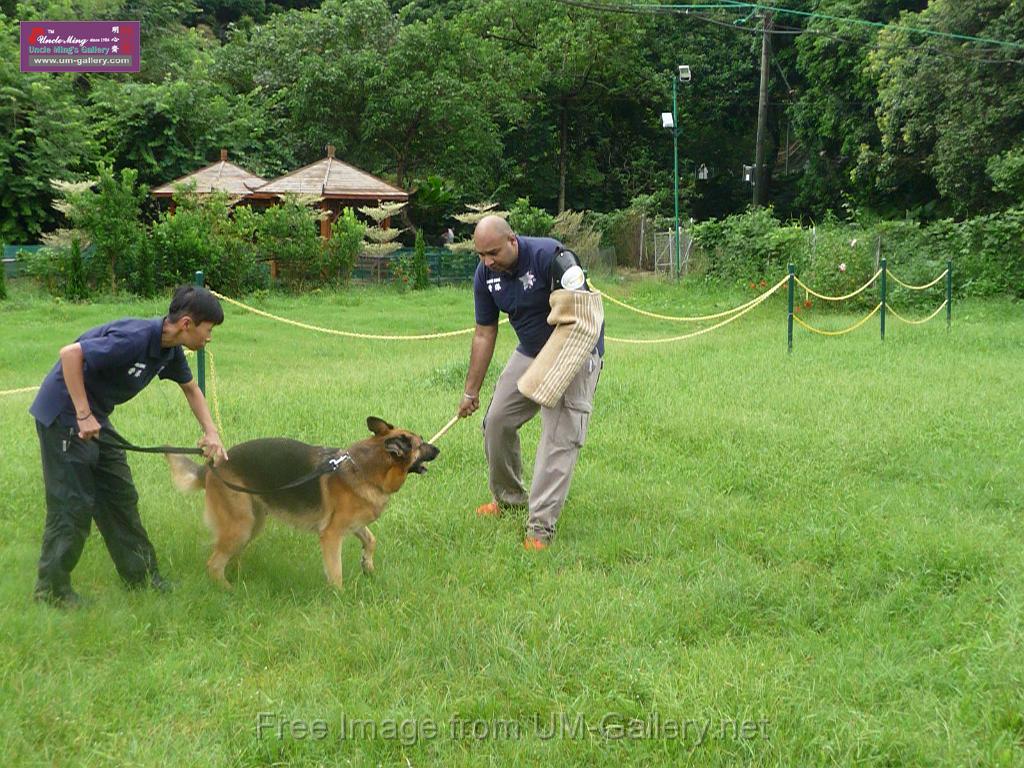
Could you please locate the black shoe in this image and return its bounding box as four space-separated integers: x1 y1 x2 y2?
34 586 84 609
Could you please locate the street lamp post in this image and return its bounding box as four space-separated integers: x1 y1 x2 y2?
665 65 691 278
672 74 680 278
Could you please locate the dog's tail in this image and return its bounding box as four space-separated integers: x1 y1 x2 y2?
165 454 207 493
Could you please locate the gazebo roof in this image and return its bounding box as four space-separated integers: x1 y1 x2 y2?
152 150 267 198
250 145 408 201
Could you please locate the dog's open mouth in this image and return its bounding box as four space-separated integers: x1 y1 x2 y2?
409 443 440 475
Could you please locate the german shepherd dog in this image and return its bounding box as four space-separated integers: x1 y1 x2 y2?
167 417 439 589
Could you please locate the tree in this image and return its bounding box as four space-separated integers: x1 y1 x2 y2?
0 17 98 242
91 23 268 189
465 0 660 213
362 13 508 198
213 0 392 173
870 0 1024 217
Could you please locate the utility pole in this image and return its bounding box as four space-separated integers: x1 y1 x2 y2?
753 11 772 207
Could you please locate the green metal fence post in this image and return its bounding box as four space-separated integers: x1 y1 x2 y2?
946 259 952 331
787 263 795 353
880 258 887 342
194 271 206 395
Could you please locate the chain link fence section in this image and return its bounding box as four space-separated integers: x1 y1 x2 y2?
652 229 693 277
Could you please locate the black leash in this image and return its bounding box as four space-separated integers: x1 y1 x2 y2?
208 453 355 495
98 426 205 455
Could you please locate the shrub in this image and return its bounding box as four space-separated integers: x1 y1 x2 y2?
58 163 149 293
66 238 88 301
18 247 59 295
0 258 6 300
151 189 265 295
689 207 1022 303
256 196 323 288
959 207 1024 299
324 207 365 286
508 197 554 237
19 240 91 300
692 207 802 284
410 229 430 290
552 210 602 271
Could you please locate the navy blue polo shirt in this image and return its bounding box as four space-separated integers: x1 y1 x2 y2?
30 317 193 428
473 236 605 358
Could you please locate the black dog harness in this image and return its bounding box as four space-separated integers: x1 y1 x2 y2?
208 453 355 496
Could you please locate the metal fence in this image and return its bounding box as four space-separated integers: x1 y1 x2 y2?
351 247 478 285
3 244 45 278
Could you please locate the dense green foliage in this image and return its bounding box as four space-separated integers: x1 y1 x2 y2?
4 0 1023 242
691 207 1024 303
3 1 1022 304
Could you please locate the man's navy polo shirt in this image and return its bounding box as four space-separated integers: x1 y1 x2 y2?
30 317 193 428
473 236 605 358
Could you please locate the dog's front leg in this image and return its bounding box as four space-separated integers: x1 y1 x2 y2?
319 526 344 589
352 527 376 574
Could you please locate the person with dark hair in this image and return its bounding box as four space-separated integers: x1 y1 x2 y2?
29 285 229 607
458 216 604 550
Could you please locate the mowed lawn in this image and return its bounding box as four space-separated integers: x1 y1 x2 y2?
0 277 1022 767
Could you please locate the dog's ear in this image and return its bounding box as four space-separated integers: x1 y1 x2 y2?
384 434 412 459
367 417 394 436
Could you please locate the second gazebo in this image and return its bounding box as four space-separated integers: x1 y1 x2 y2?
249 145 408 238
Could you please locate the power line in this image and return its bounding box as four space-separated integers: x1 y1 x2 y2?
553 0 1024 66
659 1 1024 50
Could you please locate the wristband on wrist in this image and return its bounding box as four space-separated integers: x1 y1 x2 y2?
463 392 478 400
76 411 92 421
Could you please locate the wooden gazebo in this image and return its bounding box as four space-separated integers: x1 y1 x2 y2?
248 145 408 238
152 149 267 210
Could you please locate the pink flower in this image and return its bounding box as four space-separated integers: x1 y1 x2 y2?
838 262 847 273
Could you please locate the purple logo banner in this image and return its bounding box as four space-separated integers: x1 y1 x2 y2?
20 21 140 73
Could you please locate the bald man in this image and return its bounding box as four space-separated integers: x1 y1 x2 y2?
457 216 604 549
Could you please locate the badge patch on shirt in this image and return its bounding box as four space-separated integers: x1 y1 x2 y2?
519 271 536 290
486 277 502 293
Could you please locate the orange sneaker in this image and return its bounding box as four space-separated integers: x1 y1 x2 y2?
523 537 549 551
475 501 501 517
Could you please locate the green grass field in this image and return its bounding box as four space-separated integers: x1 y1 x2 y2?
1 277 1022 767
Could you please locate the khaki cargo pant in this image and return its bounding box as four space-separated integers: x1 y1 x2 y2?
482 349 602 541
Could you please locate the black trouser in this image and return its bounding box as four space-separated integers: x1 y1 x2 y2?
35 420 159 594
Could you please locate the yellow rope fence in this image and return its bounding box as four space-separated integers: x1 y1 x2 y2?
209 289 506 340
605 275 788 344
792 303 882 336
887 268 949 291
885 300 949 325
0 386 38 397
793 269 882 302
592 280 774 322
